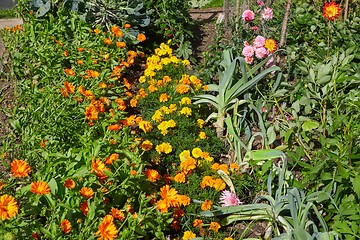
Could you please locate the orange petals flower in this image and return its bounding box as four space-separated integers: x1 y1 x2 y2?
65 68 75 77
104 38 112 45
64 179 76 189
108 124 121 131
60 219 71 234
193 219 203 228
96 215 118 240
140 140 153 151
144 169 161 182
209 221 221 232
105 153 119 165
124 23 131 28
80 187 94 199
174 172 186 183
30 181 51 195
0 194 19 220
323 1 341 21
11 159 31 178
116 41 126 48
111 25 123 37
201 199 212 210
138 120 153 133
264 39 278 53
137 33 146 42
110 208 125 221
80 201 89 216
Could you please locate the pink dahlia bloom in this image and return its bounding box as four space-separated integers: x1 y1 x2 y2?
219 190 242 207
242 45 254 58
257 0 265 6
262 7 274 21
255 47 269 59
242 10 255 22
253 36 266 48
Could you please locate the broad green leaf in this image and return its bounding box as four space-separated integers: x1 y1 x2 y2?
351 174 360 199
267 126 276 145
302 120 319 132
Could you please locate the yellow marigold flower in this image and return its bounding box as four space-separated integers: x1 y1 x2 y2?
197 119 205 128
94 28 101 34
163 75 172 83
30 181 51 195
139 76 146 83
179 150 191 162
180 157 197 174
180 97 191 105
11 159 31 178
155 142 172 154
140 140 153 151
64 179 76 189
176 84 190 94
224 238 234 240
170 56 179 63
192 147 203 158
60 219 71 234
201 199 212 211
152 110 163 122
219 164 230 175
161 57 172 65
174 172 186 183
264 38 278 53
159 93 169 102
137 33 146 42
130 98 137 107
79 187 94 199
211 163 220 171
139 120 153 133
110 208 125 221
199 131 207 139
182 59 190 66
230 163 239 172
0 194 18 220
209 221 221 232
144 169 161 182
180 107 192 116
96 215 118 240
182 230 196 240
213 178 226 191
200 176 214 189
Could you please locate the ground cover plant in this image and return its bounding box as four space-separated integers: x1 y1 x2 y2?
0 0 359 239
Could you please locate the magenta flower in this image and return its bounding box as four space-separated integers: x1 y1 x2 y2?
252 26 259 31
219 190 242 207
262 7 274 21
242 10 255 22
253 36 266 48
257 0 265 6
242 45 254 58
255 47 269 59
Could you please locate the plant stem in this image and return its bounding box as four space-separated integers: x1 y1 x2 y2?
277 0 292 65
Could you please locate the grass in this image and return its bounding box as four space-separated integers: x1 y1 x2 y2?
203 0 236 8
0 7 17 19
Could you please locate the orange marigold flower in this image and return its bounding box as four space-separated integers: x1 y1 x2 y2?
0 181 5 191
144 169 161 182
264 38 278 53
0 194 19 220
60 219 71 234
111 25 123 37
30 181 51 195
130 98 137 107
170 219 180 231
176 84 190 94
213 178 226 191
137 33 146 42
96 215 118 240
77 59 84 65
77 47 84 52
104 38 112 45
174 172 186 183
115 98 126 111
85 105 98 122
64 81 75 93
110 208 125 221
130 170 137 176
106 153 119 165
116 41 126 48
193 219 203 227
173 208 185 219
124 23 131 28
11 159 31 178
64 179 76 189
63 50 69 57
31 232 40 239
65 68 75 77
108 124 121 131
79 201 89 216
94 28 101 34
140 140 153 151
80 187 94 199
219 164 230 175
200 176 214 189
209 221 221 232
99 82 107 89
230 163 239 172
201 200 212 211
159 93 169 102
86 70 100 78
92 158 108 176
323 1 341 21
180 157 197 174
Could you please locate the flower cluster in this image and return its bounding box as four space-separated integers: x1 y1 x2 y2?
242 35 278 64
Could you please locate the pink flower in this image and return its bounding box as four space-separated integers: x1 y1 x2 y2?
245 57 254 64
257 0 265 6
242 10 255 22
255 47 269 59
252 26 259 31
253 36 266 48
219 190 242 207
262 7 273 21
242 45 254 58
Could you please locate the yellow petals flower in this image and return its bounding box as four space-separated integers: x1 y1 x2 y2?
144 169 161 182
264 38 278 53
192 147 203 158
0 194 18 220
140 140 153 151
182 230 196 240
180 97 191 105
155 142 172 154
139 76 146 83
179 150 191 162
180 107 192 116
182 59 190 66
209 221 221 232
199 131 207 139
197 119 205 128
11 159 31 178
201 199 212 211
176 84 190 94
323 1 341 21
96 215 118 240
152 110 163 122
174 172 186 183
139 120 153 133
159 93 169 102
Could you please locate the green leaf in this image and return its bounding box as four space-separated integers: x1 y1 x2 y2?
48 178 58 195
352 174 360 199
267 126 276 145
302 120 319 132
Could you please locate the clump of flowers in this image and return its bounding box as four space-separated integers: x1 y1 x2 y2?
241 35 278 64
